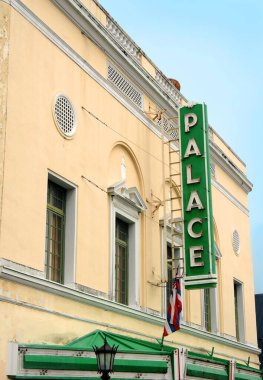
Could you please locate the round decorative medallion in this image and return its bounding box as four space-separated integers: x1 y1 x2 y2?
53 94 76 138
232 229 240 255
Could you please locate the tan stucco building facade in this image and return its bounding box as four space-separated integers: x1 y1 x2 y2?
0 0 261 378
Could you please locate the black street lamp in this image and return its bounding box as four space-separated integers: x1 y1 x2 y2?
93 337 118 380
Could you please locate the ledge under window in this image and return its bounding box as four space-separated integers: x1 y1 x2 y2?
0 261 260 355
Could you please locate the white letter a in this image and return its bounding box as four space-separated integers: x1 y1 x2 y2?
186 190 204 211
184 138 201 158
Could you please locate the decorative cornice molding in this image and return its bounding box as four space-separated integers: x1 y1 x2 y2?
210 141 252 194
103 8 185 106
51 0 182 113
106 17 142 62
155 70 182 104
209 126 246 167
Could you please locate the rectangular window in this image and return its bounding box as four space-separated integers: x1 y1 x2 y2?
234 280 245 341
166 246 180 307
45 173 77 285
234 283 239 340
115 218 129 305
109 185 145 307
45 181 66 283
167 245 173 305
202 287 218 333
204 288 211 332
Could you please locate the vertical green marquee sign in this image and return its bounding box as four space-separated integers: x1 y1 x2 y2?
179 103 217 290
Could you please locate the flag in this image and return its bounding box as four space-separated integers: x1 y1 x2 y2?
163 277 182 336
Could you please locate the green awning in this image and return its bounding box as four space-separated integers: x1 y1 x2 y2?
187 363 228 379
8 330 172 379
235 363 263 379
186 351 263 380
24 355 167 373
7 330 263 379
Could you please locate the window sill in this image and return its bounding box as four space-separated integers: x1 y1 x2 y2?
0 262 164 326
179 323 260 355
0 261 260 355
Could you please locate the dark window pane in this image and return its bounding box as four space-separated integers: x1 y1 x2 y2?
234 283 240 340
166 246 180 308
167 245 173 304
45 181 66 284
204 288 211 332
115 218 129 305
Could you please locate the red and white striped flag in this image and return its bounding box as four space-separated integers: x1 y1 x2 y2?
163 277 182 336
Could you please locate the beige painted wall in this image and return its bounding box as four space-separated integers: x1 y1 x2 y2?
215 165 249 208
0 0 259 376
212 185 256 343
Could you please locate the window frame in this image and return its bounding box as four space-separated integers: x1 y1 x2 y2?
45 181 66 283
201 286 219 333
233 279 245 342
160 222 184 318
115 217 129 305
166 244 181 309
203 288 212 332
109 186 145 307
200 238 221 333
45 171 77 285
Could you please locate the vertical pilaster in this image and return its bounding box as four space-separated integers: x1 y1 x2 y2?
0 2 10 240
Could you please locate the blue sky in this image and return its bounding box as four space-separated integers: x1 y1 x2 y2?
99 0 263 293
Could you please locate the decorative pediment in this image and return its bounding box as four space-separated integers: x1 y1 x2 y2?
108 181 147 212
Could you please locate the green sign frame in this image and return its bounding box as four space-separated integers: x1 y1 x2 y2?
179 103 217 289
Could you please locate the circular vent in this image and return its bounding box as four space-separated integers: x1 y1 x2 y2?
53 95 76 138
232 230 240 255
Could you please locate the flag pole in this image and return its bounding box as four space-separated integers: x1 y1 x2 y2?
160 332 165 350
